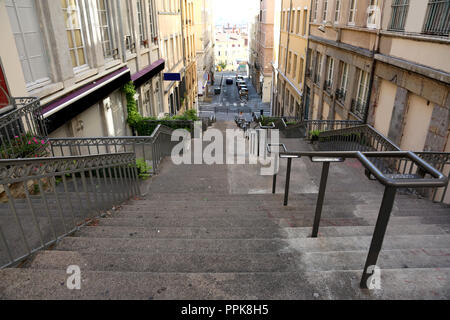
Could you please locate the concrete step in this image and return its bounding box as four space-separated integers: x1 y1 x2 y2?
73 224 450 240
1 268 448 299
27 247 450 273
93 214 450 228
27 250 299 273
54 234 450 255
299 248 450 271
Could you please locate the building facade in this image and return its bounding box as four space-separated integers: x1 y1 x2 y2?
194 0 215 100
367 0 449 154
1 0 165 139
250 0 275 103
273 0 310 118
215 27 249 73
181 0 198 112
303 0 381 122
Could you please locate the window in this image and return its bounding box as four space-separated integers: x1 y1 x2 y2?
287 51 292 74
298 58 304 84
423 0 450 36
311 0 318 22
367 0 379 28
388 0 409 31
97 0 115 59
296 10 301 33
348 0 357 24
338 62 349 101
314 52 322 84
62 0 88 70
293 54 298 79
291 10 295 33
6 0 50 88
281 11 285 30
325 57 334 90
148 0 158 43
303 10 308 35
322 0 328 22
354 69 370 118
334 0 341 23
290 95 294 113
124 0 135 52
137 0 148 47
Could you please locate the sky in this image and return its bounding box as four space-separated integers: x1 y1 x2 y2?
213 0 259 25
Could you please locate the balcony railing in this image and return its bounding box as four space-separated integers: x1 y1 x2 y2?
0 97 47 159
422 0 450 36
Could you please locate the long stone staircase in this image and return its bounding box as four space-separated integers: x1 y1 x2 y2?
0 122 449 299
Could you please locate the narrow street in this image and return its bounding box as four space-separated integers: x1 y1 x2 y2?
199 72 271 121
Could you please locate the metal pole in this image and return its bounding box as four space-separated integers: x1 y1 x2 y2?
312 162 330 238
360 186 397 289
284 158 292 206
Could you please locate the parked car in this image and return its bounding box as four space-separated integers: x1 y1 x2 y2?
238 84 247 90
237 75 244 81
214 87 221 95
236 80 245 87
226 78 233 85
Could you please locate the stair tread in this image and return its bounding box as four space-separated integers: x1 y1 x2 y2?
1 268 448 299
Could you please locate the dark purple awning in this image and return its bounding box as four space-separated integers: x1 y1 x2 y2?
42 67 130 117
131 59 165 88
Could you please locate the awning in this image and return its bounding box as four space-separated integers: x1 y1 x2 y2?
42 67 130 133
131 59 165 88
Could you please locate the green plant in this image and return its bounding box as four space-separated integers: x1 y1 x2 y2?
135 158 152 180
0 133 49 159
122 82 143 128
260 116 278 127
218 62 227 70
310 130 321 141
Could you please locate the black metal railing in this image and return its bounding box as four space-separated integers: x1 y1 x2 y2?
318 124 450 202
269 146 448 289
0 152 139 269
47 125 176 174
0 97 47 159
422 0 449 36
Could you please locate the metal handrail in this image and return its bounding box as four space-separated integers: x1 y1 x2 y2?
272 146 448 289
318 124 450 202
0 152 139 269
48 125 176 174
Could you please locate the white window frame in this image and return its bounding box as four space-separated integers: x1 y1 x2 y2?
6 0 51 89
96 0 115 60
356 69 370 108
367 0 380 29
322 0 328 22
137 0 148 47
62 0 89 73
326 57 334 89
148 0 158 44
311 0 318 22
334 0 341 23
339 62 349 97
124 0 136 53
348 0 357 25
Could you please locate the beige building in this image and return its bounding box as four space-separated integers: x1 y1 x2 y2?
250 0 275 103
215 27 249 72
1 0 165 138
194 0 215 99
157 0 184 115
181 0 198 111
273 0 310 118
367 0 449 154
303 0 382 122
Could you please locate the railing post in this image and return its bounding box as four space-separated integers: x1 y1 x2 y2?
360 186 397 289
284 158 292 206
312 162 330 238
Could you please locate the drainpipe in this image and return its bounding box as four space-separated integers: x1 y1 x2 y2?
280 0 293 117
116 0 127 63
364 0 384 124
301 0 313 121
